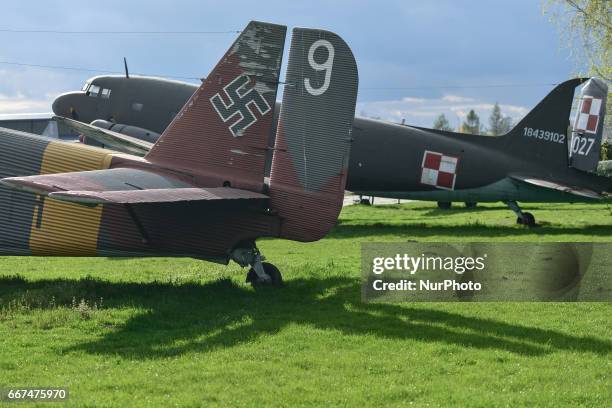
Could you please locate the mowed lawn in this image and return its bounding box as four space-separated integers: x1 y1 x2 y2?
0 201 610 407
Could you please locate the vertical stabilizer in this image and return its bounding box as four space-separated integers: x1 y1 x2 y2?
502 78 585 170
146 21 286 192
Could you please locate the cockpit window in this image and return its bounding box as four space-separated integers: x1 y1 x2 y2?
81 82 90 92
101 88 111 99
88 85 100 97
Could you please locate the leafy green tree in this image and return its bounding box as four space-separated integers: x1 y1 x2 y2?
601 140 611 160
544 0 611 138
488 103 513 135
433 114 453 131
461 110 482 134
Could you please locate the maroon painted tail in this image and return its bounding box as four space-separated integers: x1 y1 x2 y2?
269 28 359 241
145 21 286 192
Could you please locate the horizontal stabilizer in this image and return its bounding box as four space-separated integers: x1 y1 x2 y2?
49 187 268 205
1 167 268 206
511 175 603 199
1 167 191 195
54 116 153 156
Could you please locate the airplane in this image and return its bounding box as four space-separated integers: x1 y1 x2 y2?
0 20 359 286
52 69 611 226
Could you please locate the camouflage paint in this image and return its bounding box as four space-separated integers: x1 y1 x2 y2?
0 129 116 255
0 22 359 263
0 128 49 254
269 28 359 242
146 21 286 193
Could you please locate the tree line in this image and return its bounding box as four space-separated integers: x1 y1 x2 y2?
432 102 513 136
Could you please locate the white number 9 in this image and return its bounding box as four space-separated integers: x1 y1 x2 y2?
304 39 335 96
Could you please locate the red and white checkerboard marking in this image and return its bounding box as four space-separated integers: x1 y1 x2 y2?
420 151 459 190
575 96 602 134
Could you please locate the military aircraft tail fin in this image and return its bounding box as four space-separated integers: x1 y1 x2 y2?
568 78 608 172
145 21 286 192
503 78 589 171
268 28 359 242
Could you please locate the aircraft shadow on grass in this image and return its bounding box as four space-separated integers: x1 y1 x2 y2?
331 223 612 239
0 276 610 359
416 205 612 216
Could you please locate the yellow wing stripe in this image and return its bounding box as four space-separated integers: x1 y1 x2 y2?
30 142 114 256
39 141 114 174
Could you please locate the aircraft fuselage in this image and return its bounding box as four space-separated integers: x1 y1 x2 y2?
52 76 612 204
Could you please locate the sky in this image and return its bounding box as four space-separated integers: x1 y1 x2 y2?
0 0 577 129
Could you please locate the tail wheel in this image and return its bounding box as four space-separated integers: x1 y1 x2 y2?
246 262 283 288
517 212 536 226
437 201 452 209
522 212 536 227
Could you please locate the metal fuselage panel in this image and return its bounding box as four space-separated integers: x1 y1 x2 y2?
348 119 508 192
0 129 278 260
54 76 196 135
348 119 612 200
53 76 612 203
0 128 114 255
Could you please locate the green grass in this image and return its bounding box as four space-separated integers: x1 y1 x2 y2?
0 201 610 407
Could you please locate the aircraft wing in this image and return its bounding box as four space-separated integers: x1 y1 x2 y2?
0 167 268 205
54 116 153 156
510 175 604 199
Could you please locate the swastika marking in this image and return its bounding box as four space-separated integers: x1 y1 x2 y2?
210 75 271 137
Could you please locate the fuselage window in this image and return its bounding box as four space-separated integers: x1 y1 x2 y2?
132 102 143 112
101 88 111 99
88 85 100 97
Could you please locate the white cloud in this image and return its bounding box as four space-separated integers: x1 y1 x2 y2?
0 93 53 114
401 96 426 104
441 94 474 103
357 94 530 130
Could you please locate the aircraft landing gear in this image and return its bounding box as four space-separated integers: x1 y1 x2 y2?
231 245 283 288
519 212 536 226
246 262 282 287
437 201 452 209
358 195 373 205
504 200 536 227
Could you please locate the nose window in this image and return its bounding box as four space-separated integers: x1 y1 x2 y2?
88 85 100 97
81 82 90 92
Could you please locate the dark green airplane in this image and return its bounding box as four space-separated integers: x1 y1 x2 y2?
52 71 611 226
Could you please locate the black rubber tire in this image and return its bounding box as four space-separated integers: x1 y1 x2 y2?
247 262 283 288
360 198 371 206
522 212 536 227
464 202 477 208
437 201 452 209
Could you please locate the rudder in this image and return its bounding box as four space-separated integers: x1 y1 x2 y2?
269 28 359 242
569 78 608 172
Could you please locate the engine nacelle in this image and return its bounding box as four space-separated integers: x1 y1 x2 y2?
90 120 160 143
